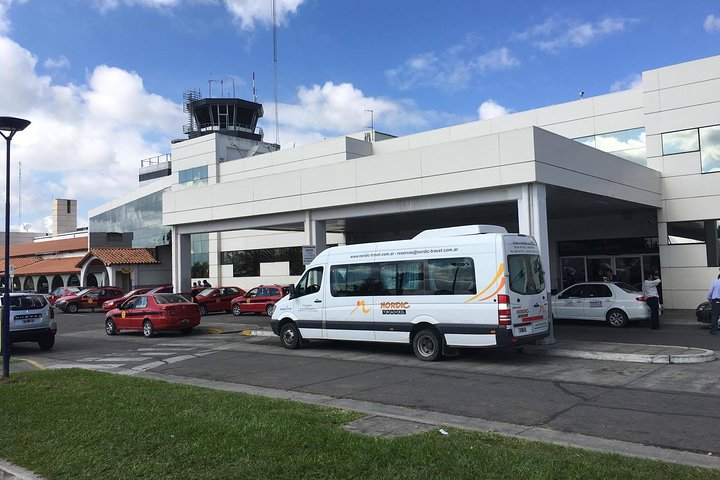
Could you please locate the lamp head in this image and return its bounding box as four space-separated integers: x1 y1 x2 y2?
0 117 31 133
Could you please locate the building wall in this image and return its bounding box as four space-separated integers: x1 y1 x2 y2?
644 55 720 308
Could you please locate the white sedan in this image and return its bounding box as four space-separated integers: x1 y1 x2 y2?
551 282 651 327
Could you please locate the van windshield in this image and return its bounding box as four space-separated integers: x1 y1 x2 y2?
507 254 545 295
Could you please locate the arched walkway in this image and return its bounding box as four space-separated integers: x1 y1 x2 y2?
51 275 64 291
67 274 80 287
37 276 49 293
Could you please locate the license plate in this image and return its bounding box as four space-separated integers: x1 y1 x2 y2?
517 326 527 334
22 318 36 324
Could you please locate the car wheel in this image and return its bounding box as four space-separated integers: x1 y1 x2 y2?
265 304 275 316
66 303 79 314
280 322 301 349
231 304 242 316
142 320 155 338
606 309 628 328
105 318 117 335
38 336 55 351
198 304 207 316
413 328 443 361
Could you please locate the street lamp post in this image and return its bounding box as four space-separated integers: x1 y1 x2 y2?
0 117 30 379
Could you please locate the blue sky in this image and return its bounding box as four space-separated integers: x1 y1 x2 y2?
0 0 719 233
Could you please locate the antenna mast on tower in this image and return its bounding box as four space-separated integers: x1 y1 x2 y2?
272 0 280 145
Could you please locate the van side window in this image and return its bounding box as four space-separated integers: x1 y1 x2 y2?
330 257 476 296
296 267 323 297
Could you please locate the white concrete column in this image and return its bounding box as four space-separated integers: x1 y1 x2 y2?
172 228 192 293
518 183 555 344
304 212 327 256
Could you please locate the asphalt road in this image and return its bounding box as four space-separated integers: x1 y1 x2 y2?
10 310 720 459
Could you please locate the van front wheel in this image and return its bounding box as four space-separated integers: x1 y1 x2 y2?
280 322 301 349
413 329 442 361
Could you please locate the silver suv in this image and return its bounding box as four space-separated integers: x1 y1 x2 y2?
1 293 57 350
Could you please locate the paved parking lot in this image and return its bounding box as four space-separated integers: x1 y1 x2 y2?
9 309 720 469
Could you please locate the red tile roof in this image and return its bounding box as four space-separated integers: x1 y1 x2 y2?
12 257 82 276
10 237 87 256
77 248 159 266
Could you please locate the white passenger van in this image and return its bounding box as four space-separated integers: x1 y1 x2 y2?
271 225 550 361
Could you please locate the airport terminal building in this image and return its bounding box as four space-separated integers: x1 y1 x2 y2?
89 54 720 310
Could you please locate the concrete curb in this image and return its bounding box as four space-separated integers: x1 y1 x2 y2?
0 460 44 480
134 370 720 471
524 341 716 364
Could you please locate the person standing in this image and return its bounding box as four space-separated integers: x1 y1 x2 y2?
642 272 662 330
707 274 720 335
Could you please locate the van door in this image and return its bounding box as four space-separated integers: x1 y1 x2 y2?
289 267 325 339
506 252 550 337
325 264 375 341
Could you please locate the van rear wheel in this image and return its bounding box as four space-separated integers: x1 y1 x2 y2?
413 329 442 361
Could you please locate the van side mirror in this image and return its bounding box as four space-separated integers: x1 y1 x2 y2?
288 284 296 299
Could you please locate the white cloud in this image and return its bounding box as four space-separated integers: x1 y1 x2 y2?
517 16 636 53
0 0 11 35
477 99 509 120
43 55 70 71
0 37 185 232
610 73 642 92
222 0 304 30
88 0 304 29
705 14 720 33
276 82 427 140
386 46 518 91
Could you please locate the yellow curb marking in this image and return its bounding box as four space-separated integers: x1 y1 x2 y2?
206 328 224 334
16 358 46 370
239 330 254 336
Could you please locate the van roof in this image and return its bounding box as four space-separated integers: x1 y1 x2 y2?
413 225 508 239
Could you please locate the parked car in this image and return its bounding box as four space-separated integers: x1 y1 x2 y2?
101 288 152 311
47 286 81 306
104 293 201 338
0 292 56 350
55 287 124 313
231 284 290 316
696 301 711 323
552 282 650 327
146 285 174 294
194 286 246 316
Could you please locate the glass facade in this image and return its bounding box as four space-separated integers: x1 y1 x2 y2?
222 247 305 277
700 125 720 173
574 128 646 165
667 220 720 267
191 233 209 278
661 129 699 155
661 124 720 174
89 189 170 248
178 166 209 189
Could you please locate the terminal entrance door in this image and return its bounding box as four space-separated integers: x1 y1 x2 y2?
560 254 660 290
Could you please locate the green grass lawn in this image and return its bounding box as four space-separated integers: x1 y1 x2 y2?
0 369 717 480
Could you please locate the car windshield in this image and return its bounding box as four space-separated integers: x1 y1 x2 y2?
197 288 213 296
614 282 641 293
154 293 190 304
75 288 92 296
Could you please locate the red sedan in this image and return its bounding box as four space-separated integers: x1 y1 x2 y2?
194 286 246 316
101 288 152 311
104 293 201 338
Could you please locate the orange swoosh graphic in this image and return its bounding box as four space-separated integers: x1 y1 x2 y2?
464 263 504 303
